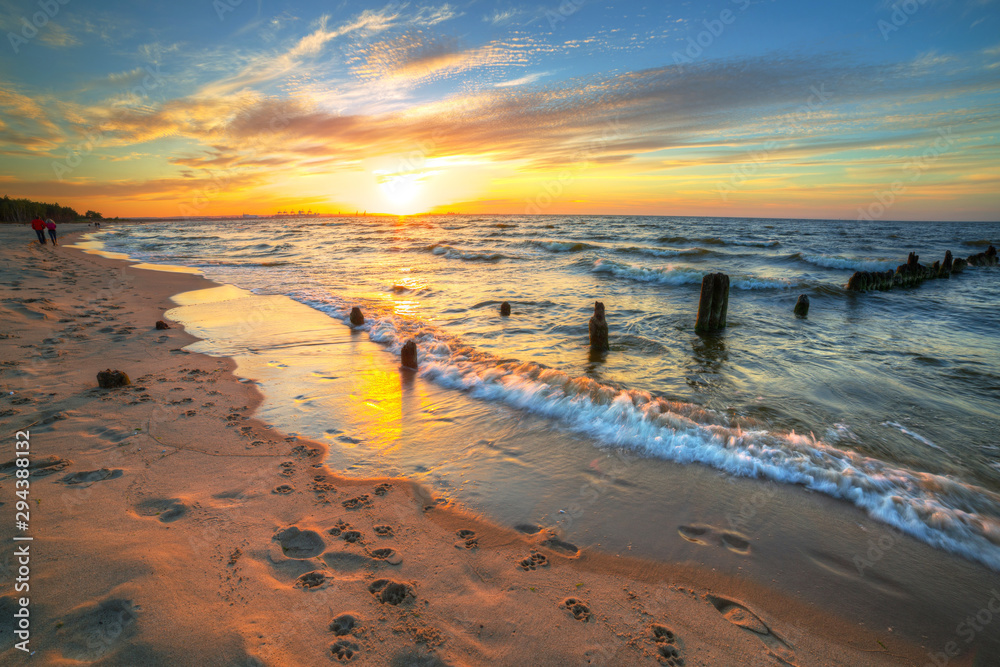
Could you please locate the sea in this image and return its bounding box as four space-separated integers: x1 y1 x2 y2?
87 215 1000 575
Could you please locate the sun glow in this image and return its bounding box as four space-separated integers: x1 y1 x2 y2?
376 170 427 215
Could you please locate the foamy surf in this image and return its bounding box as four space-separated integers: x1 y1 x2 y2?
295 291 1000 572
794 253 897 272
591 259 793 290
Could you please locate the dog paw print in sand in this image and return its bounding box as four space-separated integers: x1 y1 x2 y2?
518 551 549 571
561 597 592 622
56 599 139 662
373 525 394 537
342 494 371 509
294 571 329 590
373 483 393 496
274 527 326 558
59 468 123 486
329 613 358 636
342 530 363 544
650 624 685 666
706 594 797 665
328 520 352 537
369 579 415 605
678 524 751 555
455 529 478 549
330 639 360 661
272 484 294 495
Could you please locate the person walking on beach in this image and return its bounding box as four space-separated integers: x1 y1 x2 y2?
30 216 46 244
45 218 58 245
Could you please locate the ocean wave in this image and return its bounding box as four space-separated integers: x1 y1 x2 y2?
792 253 896 272
528 240 600 253
295 293 1000 572
965 239 994 247
619 246 713 259
425 243 508 262
656 235 778 248
592 259 792 290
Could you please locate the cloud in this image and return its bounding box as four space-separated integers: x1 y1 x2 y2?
484 8 523 25
494 71 550 87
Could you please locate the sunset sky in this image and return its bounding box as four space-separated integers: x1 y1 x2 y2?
1 0 998 219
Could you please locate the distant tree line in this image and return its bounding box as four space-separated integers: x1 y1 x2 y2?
0 195 102 223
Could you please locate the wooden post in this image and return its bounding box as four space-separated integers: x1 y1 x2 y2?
794 294 809 317
696 273 729 332
500 301 511 316
400 340 418 369
349 307 364 326
589 301 610 351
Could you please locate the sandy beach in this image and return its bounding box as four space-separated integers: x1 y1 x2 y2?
0 222 990 666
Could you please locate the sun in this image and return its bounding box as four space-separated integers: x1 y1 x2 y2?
376 171 425 215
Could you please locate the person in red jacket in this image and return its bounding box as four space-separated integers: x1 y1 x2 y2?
30 217 46 244
45 218 57 245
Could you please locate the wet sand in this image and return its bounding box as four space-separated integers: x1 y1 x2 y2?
0 222 994 666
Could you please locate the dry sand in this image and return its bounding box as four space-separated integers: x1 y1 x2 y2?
0 223 950 665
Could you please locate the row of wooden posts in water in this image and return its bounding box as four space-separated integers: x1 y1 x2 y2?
346 245 996 368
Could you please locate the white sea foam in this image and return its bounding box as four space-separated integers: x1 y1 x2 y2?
800 253 896 272
592 259 792 290
297 292 1000 572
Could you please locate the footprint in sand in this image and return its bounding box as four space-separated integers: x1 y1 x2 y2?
541 536 579 556
650 624 685 666
342 495 371 509
369 579 415 605
57 599 138 661
274 527 326 558
342 530 363 543
328 520 352 537
369 548 403 565
561 597 592 622
272 485 294 494
518 552 549 571
294 571 329 590
456 529 478 549
373 525 394 537
136 498 188 523
0 454 70 477
373 483 393 496
678 524 751 555
706 594 797 665
330 639 359 661
59 468 123 485
329 613 358 636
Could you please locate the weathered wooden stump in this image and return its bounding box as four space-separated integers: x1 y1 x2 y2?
939 251 953 278
793 295 810 317
968 245 998 267
953 257 968 273
588 301 610 351
695 273 729 332
400 340 418 370
97 369 130 389
155 320 170 330
500 301 511 317
349 307 365 326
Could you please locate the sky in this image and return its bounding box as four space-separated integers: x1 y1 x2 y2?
0 0 998 220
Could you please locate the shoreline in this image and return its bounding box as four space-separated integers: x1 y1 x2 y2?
0 223 984 665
